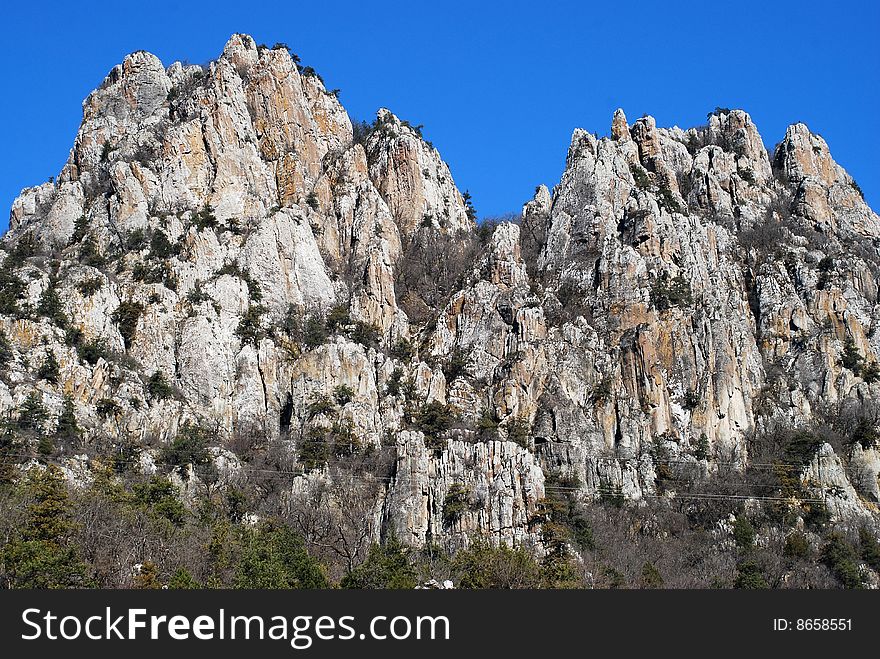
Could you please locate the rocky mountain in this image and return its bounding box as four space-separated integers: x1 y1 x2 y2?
2 34 879 586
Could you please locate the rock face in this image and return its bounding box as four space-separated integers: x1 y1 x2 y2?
2 38 880 551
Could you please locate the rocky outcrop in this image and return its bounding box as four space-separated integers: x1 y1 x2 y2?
2 37 880 550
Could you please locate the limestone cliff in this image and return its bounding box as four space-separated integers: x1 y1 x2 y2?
2 38 879 557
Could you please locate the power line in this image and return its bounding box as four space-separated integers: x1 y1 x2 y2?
1 452 840 505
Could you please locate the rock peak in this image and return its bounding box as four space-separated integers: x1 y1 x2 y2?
611 108 630 142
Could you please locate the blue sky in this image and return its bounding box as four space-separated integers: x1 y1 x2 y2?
2 0 877 230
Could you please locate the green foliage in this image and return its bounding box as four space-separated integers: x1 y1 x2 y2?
442 483 471 527
225 488 249 523
298 65 323 82
306 191 319 211
37 283 68 327
125 227 148 251
603 566 626 589
299 427 329 471
71 335 109 366
682 389 700 410
462 190 477 223
821 532 865 589
850 179 865 200
350 321 379 347
133 560 163 589
861 361 880 384
818 255 835 272
160 423 212 475
234 521 328 588
476 409 499 440
414 402 455 449
299 305 379 348
858 527 880 573
784 431 822 465
734 560 768 589
330 419 362 457
56 395 81 444
235 304 267 344
707 106 732 120
630 163 650 189
307 395 336 419
168 567 201 589
532 472 595 553
640 562 664 588
9 233 38 260
112 300 144 350
147 370 174 401
193 204 218 231
694 433 711 460
657 186 687 214
325 305 350 333
111 440 139 474
385 367 405 397
803 501 831 532
506 416 531 449
454 541 544 589
303 314 328 348
17 391 48 433
186 281 212 305
852 418 878 450
333 384 354 405
79 237 106 267
399 118 425 139
841 336 864 375
0 467 90 588
149 229 175 259
132 260 177 289
96 398 122 418
352 120 373 146
37 351 60 383
390 338 413 361
0 260 27 316
783 532 811 560
76 276 103 297
217 262 262 302
341 536 416 589
733 515 756 550
0 329 12 369
738 167 757 185
591 377 612 404
442 348 469 383
650 272 693 311
132 476 187 526
70 215 89 244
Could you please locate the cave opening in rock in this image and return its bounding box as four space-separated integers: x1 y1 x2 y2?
280 392 293 434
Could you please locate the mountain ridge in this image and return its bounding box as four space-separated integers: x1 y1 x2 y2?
2 33 879 587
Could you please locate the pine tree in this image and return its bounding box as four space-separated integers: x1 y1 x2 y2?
0 328 12 369
37 351 60 383
56 395 80 444
340 535 416 589
37 283 68 328
233 521 328 589
168 567 201 589
0 466 89 588
17 391 48 433
734 560 768 589
841 336 864 375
